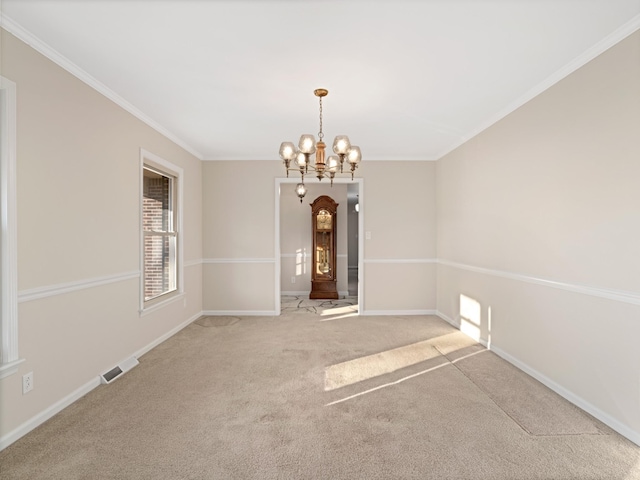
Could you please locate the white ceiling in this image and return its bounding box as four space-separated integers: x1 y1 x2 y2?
1 0 639 161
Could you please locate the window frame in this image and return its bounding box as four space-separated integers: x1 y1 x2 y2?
0 76 24 378
140 149 183 314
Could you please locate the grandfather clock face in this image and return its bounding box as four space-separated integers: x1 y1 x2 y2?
316 209 332 230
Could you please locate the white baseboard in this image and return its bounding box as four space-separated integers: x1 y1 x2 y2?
0 310 204 452
0 376 100 451
202 310 277 316
435 311 640 446
491 345 640 447
435 310 458 327
281 291 352 297
362 309 437 316
135 311 203 359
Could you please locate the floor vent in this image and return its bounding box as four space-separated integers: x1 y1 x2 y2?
100 357 139 384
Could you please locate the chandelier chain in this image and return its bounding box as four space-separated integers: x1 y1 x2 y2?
318 97 324 140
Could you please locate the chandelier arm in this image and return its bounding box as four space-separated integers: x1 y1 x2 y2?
280 89 361 197
287 164 322 174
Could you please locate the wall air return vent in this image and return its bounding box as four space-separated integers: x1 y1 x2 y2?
100 356 139 384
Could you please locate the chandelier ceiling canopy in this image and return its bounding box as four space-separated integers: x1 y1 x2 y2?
279 89 361 202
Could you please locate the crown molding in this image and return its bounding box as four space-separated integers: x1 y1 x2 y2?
0 14 204 160
436 13 640 160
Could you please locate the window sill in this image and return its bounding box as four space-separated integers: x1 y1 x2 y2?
139 291 184 317
0 358 26 380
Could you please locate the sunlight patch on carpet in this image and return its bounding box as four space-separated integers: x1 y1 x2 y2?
325 349 488 406
324 340 442 391
320 305 358 317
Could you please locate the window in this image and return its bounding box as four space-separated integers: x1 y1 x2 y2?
141 150 182 310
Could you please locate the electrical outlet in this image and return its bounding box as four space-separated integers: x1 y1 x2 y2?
23 372 34 394
291 276 296 284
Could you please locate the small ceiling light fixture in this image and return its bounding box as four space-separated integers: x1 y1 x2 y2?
279 89 362 202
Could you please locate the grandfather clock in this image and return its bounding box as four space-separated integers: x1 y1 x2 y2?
310 195 339 299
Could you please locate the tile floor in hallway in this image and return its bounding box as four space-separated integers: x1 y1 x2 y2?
280 295 358 315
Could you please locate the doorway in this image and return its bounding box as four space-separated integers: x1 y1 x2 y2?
275 177 363 315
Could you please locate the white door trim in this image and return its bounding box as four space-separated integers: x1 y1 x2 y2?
275 177 364 315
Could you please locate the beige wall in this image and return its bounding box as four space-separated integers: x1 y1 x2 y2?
363 161 437 313
436 31 640 442
201 161 280 313
201 160 437 314
0 30 203 442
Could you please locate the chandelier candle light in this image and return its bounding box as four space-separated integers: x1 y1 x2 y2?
279 89 362 202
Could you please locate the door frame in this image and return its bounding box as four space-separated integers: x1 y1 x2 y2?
274 177 364 315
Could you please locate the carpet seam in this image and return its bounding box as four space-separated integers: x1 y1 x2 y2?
435 344 536 436
441 346 611 438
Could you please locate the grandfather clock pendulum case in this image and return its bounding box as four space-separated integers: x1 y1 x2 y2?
310 195 339 299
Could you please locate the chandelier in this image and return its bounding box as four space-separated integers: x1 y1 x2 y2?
279 89 362 202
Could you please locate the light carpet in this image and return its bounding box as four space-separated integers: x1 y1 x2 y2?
1 307 639 479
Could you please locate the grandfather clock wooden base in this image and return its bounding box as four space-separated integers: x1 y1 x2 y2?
310 195 339 300
310 280 339 300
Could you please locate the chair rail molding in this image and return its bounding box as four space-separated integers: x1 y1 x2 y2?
437 259 640 306
18 271 140 303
